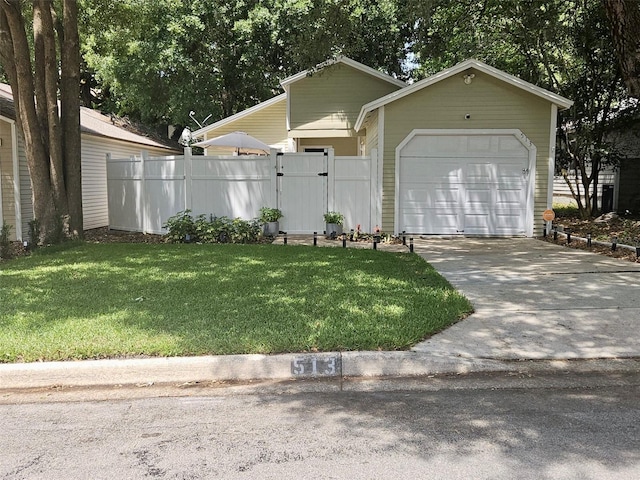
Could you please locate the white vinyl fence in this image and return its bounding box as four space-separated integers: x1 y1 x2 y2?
107 148 377 235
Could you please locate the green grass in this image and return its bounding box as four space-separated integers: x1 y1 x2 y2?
0 243 472 363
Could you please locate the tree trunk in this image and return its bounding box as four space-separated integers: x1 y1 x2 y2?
34 1 69 218
0 1 58 240
0 0 83 242
60 0 83 237
604 0 640 98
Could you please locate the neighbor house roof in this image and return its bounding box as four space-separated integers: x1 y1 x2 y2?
354 59 574 131
191 93 287 139
280 56 406 89
0 83 178 151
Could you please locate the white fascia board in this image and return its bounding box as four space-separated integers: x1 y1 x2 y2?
280 56 406 89
191 94 287 139
355 59 574 131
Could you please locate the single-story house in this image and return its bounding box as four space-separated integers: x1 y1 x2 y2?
193 56 573 236
0 83 180 241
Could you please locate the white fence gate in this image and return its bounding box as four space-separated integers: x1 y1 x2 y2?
107 148 376 235
277 152 327 234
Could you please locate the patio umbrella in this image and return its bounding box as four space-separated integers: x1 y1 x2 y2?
191 131 272 154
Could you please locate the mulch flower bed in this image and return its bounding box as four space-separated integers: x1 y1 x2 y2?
544 213 640 263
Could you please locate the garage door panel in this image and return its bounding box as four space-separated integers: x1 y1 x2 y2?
402 158 463 182
497 162 526 177
398 133 531 235
495 188 524 207
497 135 528 153
467 136 493 153
401 136 465 156
463 213 491 234
402 185 461 208
465 188 492 208
493 211 525 235
403 210 459 234
466 163 494 182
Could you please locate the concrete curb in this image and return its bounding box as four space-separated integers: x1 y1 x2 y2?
2 351 639 391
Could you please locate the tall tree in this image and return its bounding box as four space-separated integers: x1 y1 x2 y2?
603 0 640 98
0 0 82 241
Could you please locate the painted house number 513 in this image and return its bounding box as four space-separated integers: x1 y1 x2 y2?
291 356 338 376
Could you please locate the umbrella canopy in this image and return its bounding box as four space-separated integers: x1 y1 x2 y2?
191 131 272 154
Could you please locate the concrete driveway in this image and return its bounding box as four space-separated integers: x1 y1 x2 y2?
412 238 640 361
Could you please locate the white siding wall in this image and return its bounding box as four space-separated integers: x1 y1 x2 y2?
14 132 176 240
81 135 177 230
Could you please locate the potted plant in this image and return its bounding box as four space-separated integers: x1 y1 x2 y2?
259 207 283 236
323 211 344 238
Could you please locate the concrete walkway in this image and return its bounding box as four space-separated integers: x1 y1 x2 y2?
2 237 639 391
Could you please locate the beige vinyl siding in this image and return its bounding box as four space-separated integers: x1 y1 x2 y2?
364 111 379 155
202 98 287 155
382 70 552 234
298 137 358 156
81 134 177 230
0 120 15 236
289 63 402 136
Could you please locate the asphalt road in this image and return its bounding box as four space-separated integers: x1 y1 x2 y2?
1 372 639 480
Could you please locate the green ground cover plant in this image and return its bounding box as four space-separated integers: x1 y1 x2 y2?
0 243 472 363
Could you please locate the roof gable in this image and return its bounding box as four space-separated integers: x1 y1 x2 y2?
280 56 406 89
355 59 573 131
192 93 286 138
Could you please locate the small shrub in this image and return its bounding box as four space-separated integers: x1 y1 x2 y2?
231 217 261 243
163 210 196 242
0 221 12 259
166 211 262 244
323 211 344 224
259 207 283 223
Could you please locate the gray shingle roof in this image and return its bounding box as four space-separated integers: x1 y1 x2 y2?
0 83 179 151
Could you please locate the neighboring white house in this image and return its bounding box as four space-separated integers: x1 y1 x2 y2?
0 83 180 241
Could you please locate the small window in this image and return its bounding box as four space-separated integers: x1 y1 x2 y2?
303 147 328 153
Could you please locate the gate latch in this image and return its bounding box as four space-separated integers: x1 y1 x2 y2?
317 172 328 176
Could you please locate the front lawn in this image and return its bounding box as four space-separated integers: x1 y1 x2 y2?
0 243 472 362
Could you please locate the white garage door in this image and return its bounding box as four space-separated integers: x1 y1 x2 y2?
398 133 533 235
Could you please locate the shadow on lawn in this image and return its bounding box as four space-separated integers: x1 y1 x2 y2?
0 243 471 360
